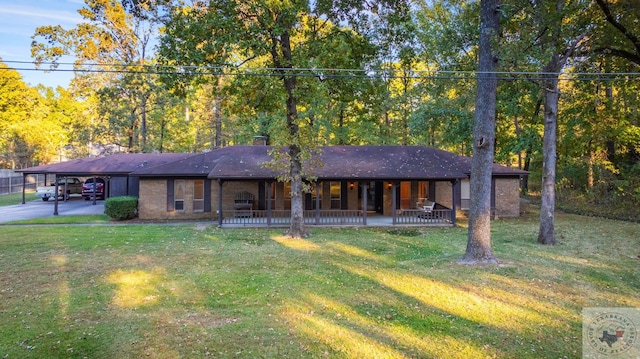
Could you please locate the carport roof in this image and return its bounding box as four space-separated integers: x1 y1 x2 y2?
15 153 197 176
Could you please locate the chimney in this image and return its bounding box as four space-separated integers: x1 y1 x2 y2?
252 135 269 146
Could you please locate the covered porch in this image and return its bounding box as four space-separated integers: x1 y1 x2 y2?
219 208 455 227
216 179 459 228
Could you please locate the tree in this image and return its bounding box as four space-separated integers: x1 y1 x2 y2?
160 0 409 238
461 0 500 264
0 61 69 167
533 1 586 245
410 0 480 154
31 0 164 152
592 0 640 66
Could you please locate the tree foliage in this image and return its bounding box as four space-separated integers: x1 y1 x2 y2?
7 0 638 233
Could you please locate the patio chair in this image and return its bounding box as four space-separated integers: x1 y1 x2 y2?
234 191 255 217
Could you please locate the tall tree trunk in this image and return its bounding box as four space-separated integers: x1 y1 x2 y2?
537 1 585 244
538 38 579 245
588 139 594 189
141 96 148 152
338 106 345 145
213 75 223 149
461 0 500 265
538 59 561 245
271 26 307 238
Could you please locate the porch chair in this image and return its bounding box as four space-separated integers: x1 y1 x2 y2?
234 191 255 218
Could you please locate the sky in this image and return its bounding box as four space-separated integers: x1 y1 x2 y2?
0 0 83 88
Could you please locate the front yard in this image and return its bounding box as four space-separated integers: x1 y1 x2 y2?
0 211 639 358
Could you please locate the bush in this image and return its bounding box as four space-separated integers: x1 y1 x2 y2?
104 196 138 220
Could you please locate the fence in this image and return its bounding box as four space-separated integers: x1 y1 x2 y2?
0 172 49 196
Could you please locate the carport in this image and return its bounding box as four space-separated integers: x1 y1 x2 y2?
16 153 196 215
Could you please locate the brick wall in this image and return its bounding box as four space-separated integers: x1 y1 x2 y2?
138 179 216 221
494 178 521 217
139 177 523 220
435 181 453 208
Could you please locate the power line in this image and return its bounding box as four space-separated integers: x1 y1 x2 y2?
3 59 640 82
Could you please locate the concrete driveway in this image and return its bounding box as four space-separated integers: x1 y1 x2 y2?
0 195 105 224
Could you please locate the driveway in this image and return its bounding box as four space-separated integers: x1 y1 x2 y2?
0 195 105 224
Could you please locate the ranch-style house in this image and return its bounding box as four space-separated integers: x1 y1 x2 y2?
17 145 528 227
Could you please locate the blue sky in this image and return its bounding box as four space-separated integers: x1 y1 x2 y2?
0 0 83 88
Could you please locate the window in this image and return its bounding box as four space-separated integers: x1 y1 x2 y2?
418 181 429 200
461 179 470 210
284 182 291 210
417 181 429 207
330 181 341 209
311 183 322 209
193 180 204 212
266 182 276 210
174 180 185 211
400 181 411 209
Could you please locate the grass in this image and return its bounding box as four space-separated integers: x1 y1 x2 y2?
0 211 639 358
2 214 112 225
0 192 39 206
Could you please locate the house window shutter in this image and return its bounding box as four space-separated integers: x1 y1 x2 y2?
167 179 175 212
341 180 348 209
204 179 212 212
258 181 266 210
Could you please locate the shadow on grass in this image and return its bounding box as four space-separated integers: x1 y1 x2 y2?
1 218 637 358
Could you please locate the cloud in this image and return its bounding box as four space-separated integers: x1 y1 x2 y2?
0 3 82 25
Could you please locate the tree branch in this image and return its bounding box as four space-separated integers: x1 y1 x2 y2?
594 0 640 58
591 47 640 66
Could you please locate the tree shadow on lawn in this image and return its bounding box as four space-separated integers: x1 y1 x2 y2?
5 222 624 358
269 232 580 358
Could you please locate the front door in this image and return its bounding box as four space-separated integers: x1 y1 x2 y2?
361 181 383 213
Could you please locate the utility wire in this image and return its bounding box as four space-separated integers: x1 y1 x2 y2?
3 59 640 81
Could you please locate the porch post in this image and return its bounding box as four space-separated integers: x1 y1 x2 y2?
21 173 26 204
451 179 458 226
63 176 68 202
315 183 320 225
392 181 397 225
53 174 59 216
217 179 223 228
266 181 272 227
92 176 97 205
362 182 367 226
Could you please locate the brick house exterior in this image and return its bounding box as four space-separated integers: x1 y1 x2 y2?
133 146 527 225
18 146 527 224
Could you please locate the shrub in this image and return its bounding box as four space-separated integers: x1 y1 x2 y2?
104 196 138 220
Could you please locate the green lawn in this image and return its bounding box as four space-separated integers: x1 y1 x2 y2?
0 192 39 206
0 212 638 358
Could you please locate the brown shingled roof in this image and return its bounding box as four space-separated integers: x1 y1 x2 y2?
17 146 528 180
133 151 220 177
16 153 196 176
204 146 527 180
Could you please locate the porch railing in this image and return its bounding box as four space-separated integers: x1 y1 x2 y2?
221 209 364 226
220 208 453 226
394 209 453 225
